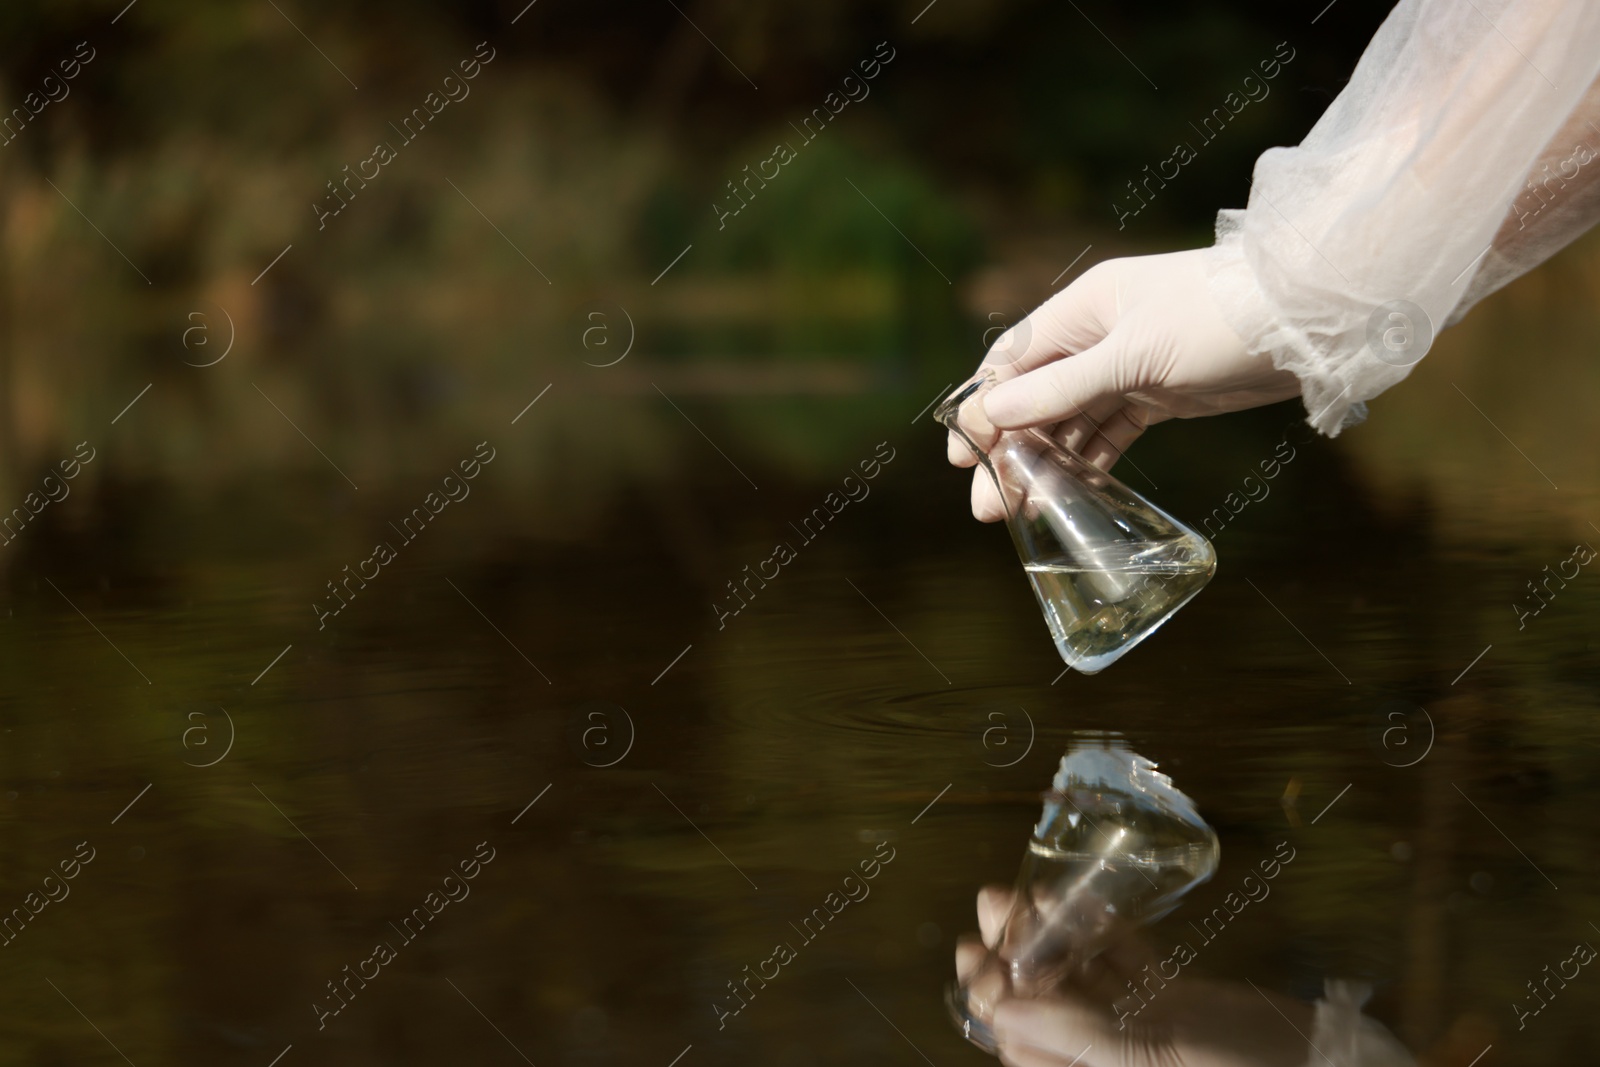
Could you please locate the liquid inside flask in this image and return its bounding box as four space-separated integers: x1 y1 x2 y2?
948 736 1220 1053
936 371 1216 673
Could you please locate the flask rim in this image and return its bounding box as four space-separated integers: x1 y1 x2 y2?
932 369 997 429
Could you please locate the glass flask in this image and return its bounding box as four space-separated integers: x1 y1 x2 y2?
936 371 1217 673
948 737 1220 1053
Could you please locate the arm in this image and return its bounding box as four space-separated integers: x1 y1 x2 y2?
1208 0 1600 434
955 0 1600 518
955 888 1416 1067
1455 74 1600 316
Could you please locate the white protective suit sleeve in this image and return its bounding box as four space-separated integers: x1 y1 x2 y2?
1301 981 1416 1067
1205 0 1600 436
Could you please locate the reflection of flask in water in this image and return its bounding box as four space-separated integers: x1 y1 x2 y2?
936 371 1216 673
948 737 1220 1054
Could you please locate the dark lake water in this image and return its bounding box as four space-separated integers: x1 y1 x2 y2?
4 324 1598 1065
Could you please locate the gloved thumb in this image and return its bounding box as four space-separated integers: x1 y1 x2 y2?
993 997 1125 1067
982 332 1140 431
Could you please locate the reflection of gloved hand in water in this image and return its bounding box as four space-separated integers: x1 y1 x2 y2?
956 886 1411 1067
948 249 1301 521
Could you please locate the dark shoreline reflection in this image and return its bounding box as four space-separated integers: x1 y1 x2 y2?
3 415 1598 1064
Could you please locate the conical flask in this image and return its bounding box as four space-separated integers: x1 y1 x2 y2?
948 736 1220 1053
936 371 1216 673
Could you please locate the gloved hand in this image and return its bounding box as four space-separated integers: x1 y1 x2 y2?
948 248 1302 521
955 886 1317 1067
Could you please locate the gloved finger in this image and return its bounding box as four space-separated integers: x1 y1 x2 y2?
1052 417 1095 457
995 997 1123 1067
1072 933 1165 1005
1126 399 1175 429
1077 404 1153 473
955 935 988 983
979 262 1117 384
950 382 1003 459
971 467 1007 523
977 885 1014 947
1051 396 1130 456
979 323 1037 380
985 336 1139 431
999 1043 1095 1067
1098 932 1162 975
948 429 979 468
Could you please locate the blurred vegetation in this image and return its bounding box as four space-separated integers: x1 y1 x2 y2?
0 0 1398 530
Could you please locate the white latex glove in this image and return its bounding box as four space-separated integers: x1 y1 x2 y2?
954 886 1318 1067
947 249 1302 521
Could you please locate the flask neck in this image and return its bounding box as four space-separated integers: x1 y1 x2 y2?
935 373 1011 513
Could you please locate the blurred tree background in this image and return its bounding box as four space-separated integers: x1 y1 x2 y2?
0 0 1399 527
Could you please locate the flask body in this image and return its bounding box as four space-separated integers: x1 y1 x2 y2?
936 373 1216 673
949 739 1220 1052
